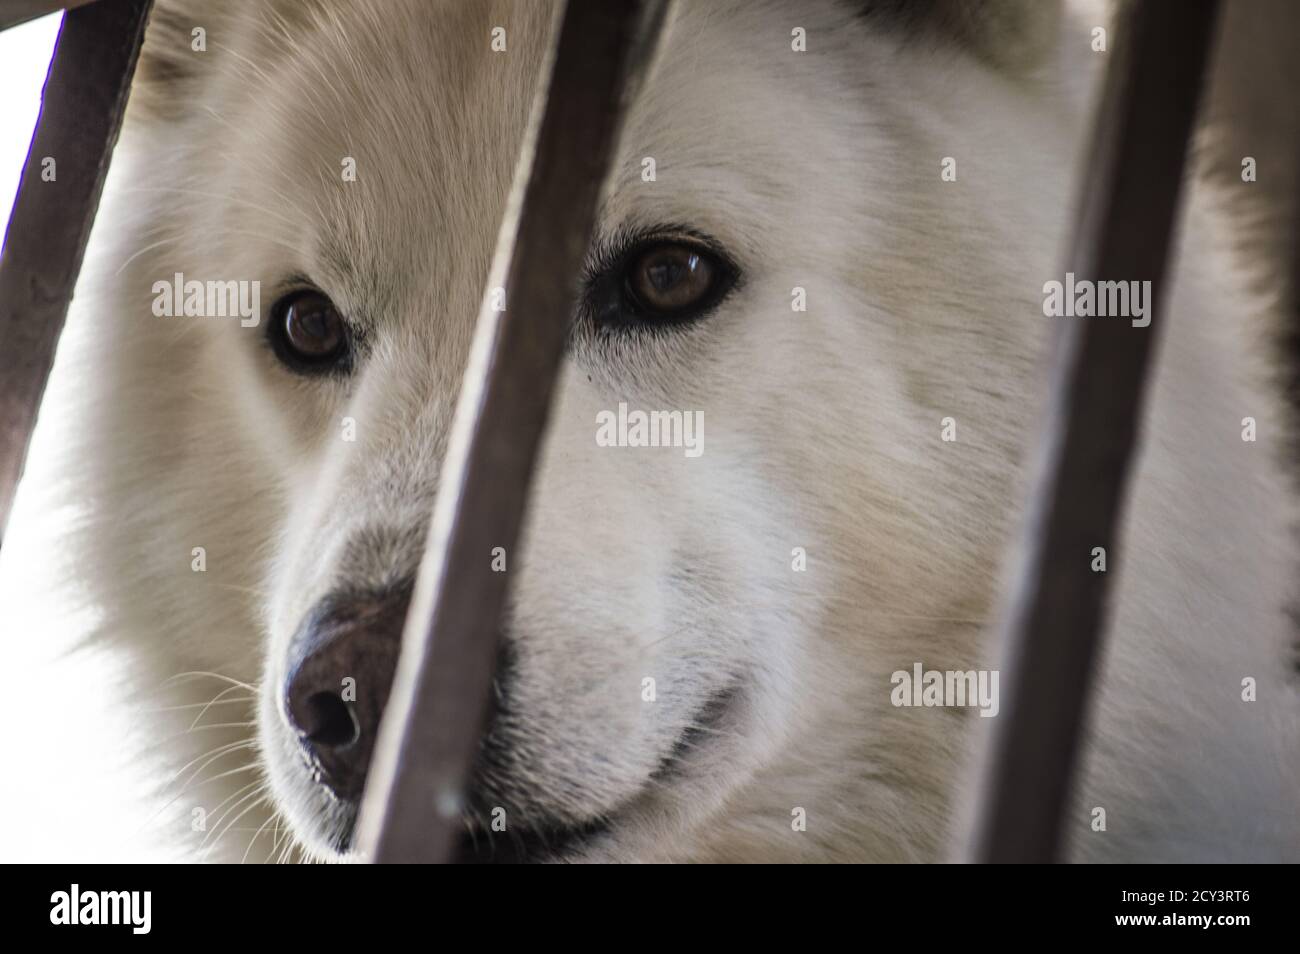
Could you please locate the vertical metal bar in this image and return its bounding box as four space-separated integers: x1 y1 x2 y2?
356 0 671 863
964 0 1221 863
0 0 153 545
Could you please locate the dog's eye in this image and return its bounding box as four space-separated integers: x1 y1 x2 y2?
586 238 736 331
626 244 719 314
268 290 351 373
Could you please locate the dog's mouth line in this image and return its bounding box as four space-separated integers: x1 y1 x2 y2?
454 681 741 863
319 682 741 862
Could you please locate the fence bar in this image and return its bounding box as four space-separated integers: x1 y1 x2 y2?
963 0 1221 863
356 0 670 863
0 0 152 544
0 1 98 32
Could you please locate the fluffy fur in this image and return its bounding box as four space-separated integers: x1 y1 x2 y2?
27 0 1299 861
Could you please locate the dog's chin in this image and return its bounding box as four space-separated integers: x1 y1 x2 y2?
272 787 360 863
286 764 661 863
277 683 741 863
279 791 612 863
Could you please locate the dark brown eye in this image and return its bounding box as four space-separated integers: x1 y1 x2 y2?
268 290 351 374
627 243 719 315
582 235 737 332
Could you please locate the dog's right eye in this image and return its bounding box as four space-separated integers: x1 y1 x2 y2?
268 290 352 375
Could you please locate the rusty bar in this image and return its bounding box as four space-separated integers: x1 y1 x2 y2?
963 0 1222 863
0 0 154 545
0 1 97 33
356 0 671 863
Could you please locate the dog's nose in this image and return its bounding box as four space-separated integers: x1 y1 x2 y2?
283 584 413 800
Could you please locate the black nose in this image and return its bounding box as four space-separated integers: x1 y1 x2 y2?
283 584 412 800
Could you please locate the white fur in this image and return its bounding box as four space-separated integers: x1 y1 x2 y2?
20 0 1298 861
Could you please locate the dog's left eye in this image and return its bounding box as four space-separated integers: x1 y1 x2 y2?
586 238 737 331
268 289 352 374
626 244 719 314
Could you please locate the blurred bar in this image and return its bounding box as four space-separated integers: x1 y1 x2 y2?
964 0 1222 863
356 0 671 863
0 0 153 544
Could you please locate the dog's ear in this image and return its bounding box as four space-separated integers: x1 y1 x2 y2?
859 0 1063 74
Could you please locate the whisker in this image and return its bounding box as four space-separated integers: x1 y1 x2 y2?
141 698 254 714
242 811 279 864
203 788 269 858
138 743 256 833
147 759 260 829
189 684 257 731
200 780 264 847
166 739 256 788
164 671 257 692
115 235 183 275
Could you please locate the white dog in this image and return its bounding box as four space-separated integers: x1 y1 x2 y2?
25 0 1298 861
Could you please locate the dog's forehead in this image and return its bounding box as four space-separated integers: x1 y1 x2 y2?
245 1 552 310
236 0 860 323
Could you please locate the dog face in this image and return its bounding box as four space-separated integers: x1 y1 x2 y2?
84 0 1064 860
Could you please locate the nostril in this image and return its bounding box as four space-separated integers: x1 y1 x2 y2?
301 691 360 748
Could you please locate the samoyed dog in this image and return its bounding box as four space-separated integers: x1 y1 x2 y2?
25 0 1298 862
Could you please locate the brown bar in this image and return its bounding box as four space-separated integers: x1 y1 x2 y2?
0 0 154 545
963 0 1222 863
355 0 671 863
0 1 98 32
